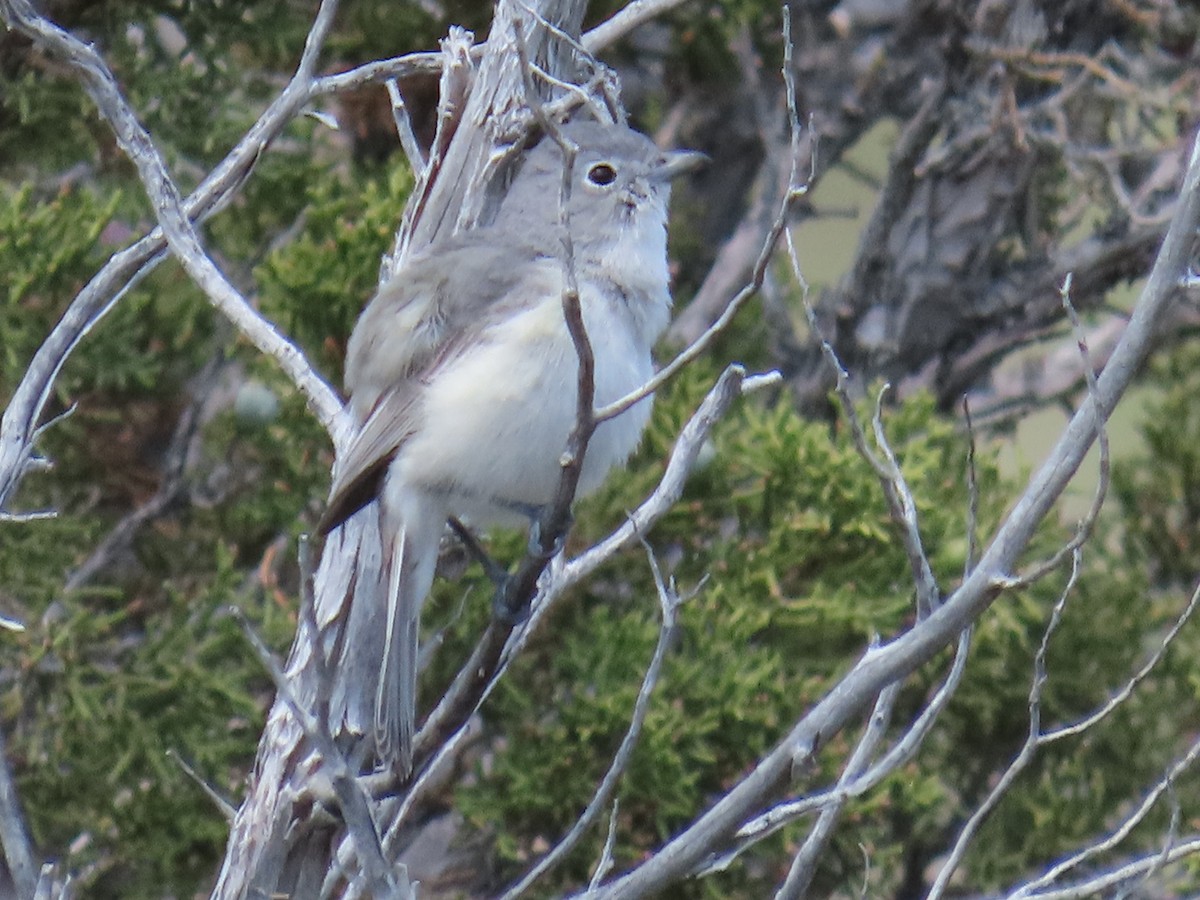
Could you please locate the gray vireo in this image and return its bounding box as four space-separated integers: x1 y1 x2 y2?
319 119 703 773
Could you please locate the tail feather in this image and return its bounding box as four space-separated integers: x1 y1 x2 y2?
374 498 442 777
376 522 417 775
327 512 387 741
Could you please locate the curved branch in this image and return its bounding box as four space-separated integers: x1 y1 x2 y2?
0 0 377 519
0 0 343 432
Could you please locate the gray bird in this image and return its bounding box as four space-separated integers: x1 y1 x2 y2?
319 119 703 773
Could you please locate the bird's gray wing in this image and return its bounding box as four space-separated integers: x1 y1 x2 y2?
317 383 420 534
319 233 554 533
343 229 549 413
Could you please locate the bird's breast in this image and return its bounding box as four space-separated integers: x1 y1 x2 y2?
391 280 660 525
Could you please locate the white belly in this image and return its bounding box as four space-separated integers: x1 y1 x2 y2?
391 282 661 526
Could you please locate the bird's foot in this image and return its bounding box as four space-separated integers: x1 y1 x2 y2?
448 517 510 587
527 511 572 561
491 576 528 626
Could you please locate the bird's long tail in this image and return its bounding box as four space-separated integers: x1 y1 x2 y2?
375 508 442 777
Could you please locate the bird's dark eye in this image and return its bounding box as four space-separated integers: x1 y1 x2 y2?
587 163 617 186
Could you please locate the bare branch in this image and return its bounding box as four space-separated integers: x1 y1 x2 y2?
0 0 363 521
385 79 427 172
1140 781 1183 898
927 549 1082 900
1008 733 1200 898
312 54 445 96
581 0 694 53
1004 836 1200 900
0 717 37 900
963 397 980 577
843 626 973 794
501 542 691 898
790 228 940 617
587 801 621 894
714 627 972 870
774 682 899 899
1044 579 1200 743
489 17 593 625
0 0 344 435
566 365 769 585
384 26 477 275
871 383 941 615
304 0 694 101
294 0 341 79
32 863 70 900
166 750 236 823
1003 275 1112 589
0 510 55 526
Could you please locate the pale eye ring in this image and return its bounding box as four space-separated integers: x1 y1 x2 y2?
587 162 617 186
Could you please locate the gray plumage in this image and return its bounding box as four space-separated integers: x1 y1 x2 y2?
321 119 701 774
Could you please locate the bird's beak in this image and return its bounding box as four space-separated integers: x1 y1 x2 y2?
653 149 709 181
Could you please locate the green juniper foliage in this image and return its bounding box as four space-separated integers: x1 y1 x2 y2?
1114 343 1200 590
12 550 293 895
4 0 1200 896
